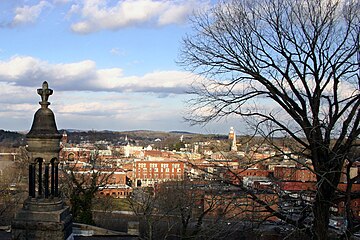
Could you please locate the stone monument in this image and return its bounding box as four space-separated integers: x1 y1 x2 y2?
12 82 73 240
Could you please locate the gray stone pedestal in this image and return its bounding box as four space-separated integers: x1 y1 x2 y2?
11 198 73 240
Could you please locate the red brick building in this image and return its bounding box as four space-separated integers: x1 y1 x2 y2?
61 165 132 198
225 168 271 185
336 183 360 220
204 192 279 222
134 160 185 187
144 150 174 159
274 166 316 182
60 147 92 162
98 168 132 198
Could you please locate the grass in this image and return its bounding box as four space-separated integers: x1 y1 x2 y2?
93 197 132 212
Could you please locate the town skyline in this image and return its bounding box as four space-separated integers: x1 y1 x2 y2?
0 0 240 135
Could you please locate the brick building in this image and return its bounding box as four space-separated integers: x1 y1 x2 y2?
274 166 316 182
67 167 132 198
336 183 360 220
225 168 271 185
60 147 92 162
204 191 279 222
134 159 185 187
98 168 132 198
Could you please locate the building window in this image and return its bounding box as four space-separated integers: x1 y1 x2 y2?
68 153 75 161
139 163 146 168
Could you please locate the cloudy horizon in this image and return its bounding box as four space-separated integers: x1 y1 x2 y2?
0 0 241 135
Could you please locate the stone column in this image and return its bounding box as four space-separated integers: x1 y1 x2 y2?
31 164 36 198
38 160 43 197
55 161 59 197
28 163 35 198
51 160 55 196
44 163 50 198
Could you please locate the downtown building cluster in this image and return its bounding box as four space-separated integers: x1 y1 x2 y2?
58 128 360 226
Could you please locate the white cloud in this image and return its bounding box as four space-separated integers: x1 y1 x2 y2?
0 71 194 131
158 2 196 25
57 101 130 116
12 1 51 26
110 47 125 56
0 83 36 104
49 90 189 131
0 55 195 94
69 0 208 33
95 69 195 94
53 0 71 4
0 56 41 80
0 55 197 131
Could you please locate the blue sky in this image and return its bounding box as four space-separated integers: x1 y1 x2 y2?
0 0 239 134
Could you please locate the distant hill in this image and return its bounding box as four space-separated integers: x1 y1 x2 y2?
59 129 228 146
169 131 195 135
61 129 197 145
0 129 228 147
0 130 25 147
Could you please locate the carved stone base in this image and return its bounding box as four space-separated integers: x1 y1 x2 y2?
11 198 73 240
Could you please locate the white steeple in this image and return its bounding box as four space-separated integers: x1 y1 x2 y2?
230 127 237 152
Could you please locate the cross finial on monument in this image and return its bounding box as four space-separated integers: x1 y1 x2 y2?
37 81 53 108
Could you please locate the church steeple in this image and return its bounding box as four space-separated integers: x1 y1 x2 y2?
61 131 68 146
229 127 237 152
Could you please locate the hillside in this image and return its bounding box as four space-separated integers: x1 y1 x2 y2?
63 129 227 146
0 129 228 147
0 130 25 147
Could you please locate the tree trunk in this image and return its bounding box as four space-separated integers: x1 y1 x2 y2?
313 192 331 240
312 170 338 240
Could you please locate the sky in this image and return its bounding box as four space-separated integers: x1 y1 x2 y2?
0 0 238 134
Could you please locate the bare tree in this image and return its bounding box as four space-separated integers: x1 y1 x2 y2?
338 147 360 239
0 147 29 225
128 181 244 240
60 154 114 225
127 187 161 240
179 0 359 239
